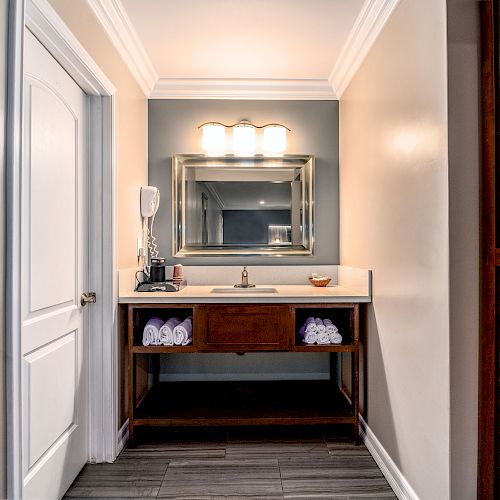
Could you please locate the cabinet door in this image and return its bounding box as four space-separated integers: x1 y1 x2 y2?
196 305 291 351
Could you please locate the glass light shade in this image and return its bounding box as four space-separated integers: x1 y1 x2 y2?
232 124 256 154
201 124 226 153
263 125 287 153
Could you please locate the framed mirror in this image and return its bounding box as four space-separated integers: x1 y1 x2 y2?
172 155 314 256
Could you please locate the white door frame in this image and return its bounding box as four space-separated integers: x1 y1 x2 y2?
6 0 119 497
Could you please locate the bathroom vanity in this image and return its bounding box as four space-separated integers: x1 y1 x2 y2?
119 267 371 444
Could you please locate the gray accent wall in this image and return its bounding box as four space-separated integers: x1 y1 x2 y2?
223 210 291 244
148 100 339 265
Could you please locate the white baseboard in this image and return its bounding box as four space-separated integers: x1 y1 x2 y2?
360 416 419 500
116 419 129 456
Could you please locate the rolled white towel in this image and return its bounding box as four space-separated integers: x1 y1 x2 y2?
299 325 305 338
305 316 317 333
304 331 317 344
317 331 330 344
323 318 338 335
315 318 326 333
330 332 342 344
173 316 193 346
159 317 181 346
143 317 164 346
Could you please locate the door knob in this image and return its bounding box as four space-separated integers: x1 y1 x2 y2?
80 292 97 306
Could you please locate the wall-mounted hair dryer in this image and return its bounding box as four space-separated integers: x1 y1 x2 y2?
140 186 160 277
141 186 160 218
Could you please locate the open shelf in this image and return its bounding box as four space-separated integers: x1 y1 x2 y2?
293 305 356 349
131 345 198 354
133 381 354 427
292 344 357 352
130 305 194 347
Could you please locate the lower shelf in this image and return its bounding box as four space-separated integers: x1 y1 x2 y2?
133 380 354 427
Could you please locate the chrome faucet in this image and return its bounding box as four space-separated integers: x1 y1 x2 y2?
241 266 249 286
234 266 256 288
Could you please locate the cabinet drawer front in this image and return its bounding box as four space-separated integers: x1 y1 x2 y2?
197 305 290 351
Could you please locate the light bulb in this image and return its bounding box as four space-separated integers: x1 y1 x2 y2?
263 125 287 153
201 124 226 153
232 124 256 154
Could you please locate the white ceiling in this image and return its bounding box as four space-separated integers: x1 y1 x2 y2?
87 0 400 98
120 0 365 81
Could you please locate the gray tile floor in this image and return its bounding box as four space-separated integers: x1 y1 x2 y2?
64 428 396 499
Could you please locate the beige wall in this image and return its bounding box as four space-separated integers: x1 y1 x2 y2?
48 0 148 270
339 0 450 498
0 1 7 497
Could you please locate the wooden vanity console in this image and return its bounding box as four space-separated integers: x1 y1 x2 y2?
127 302 360 443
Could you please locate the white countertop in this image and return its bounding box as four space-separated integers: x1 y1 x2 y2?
118 284 371 304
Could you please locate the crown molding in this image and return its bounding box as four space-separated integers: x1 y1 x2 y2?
150 78 337 100
203 183 225 210
329 0 401 97
86 0 157 96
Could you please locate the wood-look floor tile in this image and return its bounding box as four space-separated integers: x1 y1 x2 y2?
78 462 168 476
326 443 372 456
325 460 381 474
283 494 396 499
158 459 283 499
228 426 324 443
159 497 282 500
226 442 330 460
65 498 158 500
64 432 395 500
121 441 226 449
64 486 160 498
282 477 395 498
63 460 168 499
120 444 225 460
279 465 385 480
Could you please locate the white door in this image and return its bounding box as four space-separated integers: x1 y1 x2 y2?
21 29 89 499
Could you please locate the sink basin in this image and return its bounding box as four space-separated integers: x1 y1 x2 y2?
211 287 278 294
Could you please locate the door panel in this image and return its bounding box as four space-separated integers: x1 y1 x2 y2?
25 332 77 467
22 29 89 500
29 83 77 312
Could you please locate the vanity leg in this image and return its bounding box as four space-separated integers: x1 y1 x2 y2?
352 349 361 445
128 306 135 447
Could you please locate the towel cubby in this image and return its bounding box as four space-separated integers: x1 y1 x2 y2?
130 304 196 352
293 304 357 351
125 302 361 445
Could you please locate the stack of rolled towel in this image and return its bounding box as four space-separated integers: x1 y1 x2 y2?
299 317 342 345
142 316 193 346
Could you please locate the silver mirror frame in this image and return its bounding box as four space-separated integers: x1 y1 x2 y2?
172 154 315 257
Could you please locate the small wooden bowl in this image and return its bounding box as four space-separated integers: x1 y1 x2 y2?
309 277 332 287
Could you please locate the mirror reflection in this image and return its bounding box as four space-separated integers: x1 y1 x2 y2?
173 156 314 256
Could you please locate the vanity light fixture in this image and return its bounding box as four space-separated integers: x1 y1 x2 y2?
198 120 290 154
233 121 256 155
200 123 226 153
263 124 287 153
